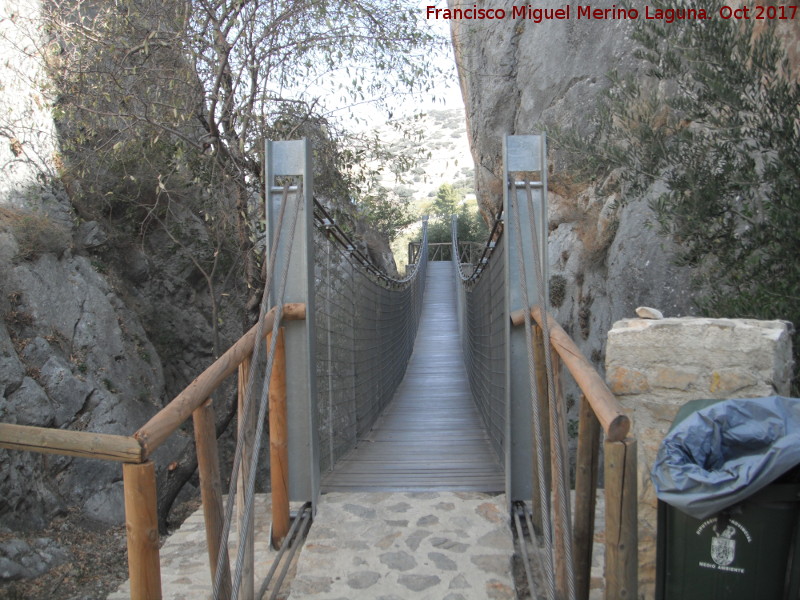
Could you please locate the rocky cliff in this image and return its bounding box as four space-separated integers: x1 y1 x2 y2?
0 0 398 548
0 0 246 539
449 0 700 377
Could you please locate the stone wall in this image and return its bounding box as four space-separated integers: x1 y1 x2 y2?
605 315 794 598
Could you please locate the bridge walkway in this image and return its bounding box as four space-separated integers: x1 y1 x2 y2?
321 261 504 493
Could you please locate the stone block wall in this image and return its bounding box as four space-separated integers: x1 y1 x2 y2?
605 316 793 599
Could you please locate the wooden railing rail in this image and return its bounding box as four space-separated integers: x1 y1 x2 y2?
135 302 306 458
511 304 637 600
0 303 306 600
510 306 629 442
0 424 144 463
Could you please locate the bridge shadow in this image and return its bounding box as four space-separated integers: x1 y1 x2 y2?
321 262 504 492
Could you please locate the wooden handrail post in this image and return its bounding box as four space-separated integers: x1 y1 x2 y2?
123 461 161 600
237 356 255 600
604 437 638 600
193 400 231 600
574 394 601 600
269 328 290 548
530 324 551 535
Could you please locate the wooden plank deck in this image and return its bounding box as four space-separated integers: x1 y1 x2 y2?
322 261 504 492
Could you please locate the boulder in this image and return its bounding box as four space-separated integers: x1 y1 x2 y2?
0 537 71 581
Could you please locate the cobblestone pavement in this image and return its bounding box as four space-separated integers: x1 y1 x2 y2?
106 491 607 599
287 491 515 600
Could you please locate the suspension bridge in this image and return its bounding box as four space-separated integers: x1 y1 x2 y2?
0 136 637 600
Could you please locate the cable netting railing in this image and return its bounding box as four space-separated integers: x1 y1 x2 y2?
314 202 428 473
452 215 506 463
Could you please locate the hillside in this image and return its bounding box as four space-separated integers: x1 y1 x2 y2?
367 108 480 269
373 108 474 206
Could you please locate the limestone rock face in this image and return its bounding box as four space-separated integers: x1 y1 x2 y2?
450 0 700 390
0 537 70 581
0 0 73 227
546 189 699 366
450 0 640 216
448 7 799 599
0 253 173 528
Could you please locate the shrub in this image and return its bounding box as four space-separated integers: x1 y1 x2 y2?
549 274 567 308
0 206 71 261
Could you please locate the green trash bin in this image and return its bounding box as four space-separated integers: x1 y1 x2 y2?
655 398 800 600
656 473 800 599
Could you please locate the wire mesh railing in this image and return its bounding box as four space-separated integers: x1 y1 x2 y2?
314 201 428 473
452 214 506 463
409 240 484 263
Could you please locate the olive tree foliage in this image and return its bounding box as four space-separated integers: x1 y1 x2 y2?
355 186 416 243
38 0 442 316
551 0 800 390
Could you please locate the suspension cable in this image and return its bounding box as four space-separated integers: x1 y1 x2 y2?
212 181 297 599
510 188 557 600
232 181 304 600
451 185 576 599
451 211 504 286
214 188 430 598
524 180 576 600
313 199 427 287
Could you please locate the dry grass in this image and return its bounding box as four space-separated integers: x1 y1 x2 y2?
548 170 589 200
0 205 71 261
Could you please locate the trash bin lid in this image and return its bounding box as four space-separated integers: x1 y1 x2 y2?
651 396 800 519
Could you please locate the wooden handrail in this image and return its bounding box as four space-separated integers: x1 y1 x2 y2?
0 423 143 463
510 306 630 442
135 303 306 458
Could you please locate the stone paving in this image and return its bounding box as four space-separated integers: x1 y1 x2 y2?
288 491 515 600
106 490 608 599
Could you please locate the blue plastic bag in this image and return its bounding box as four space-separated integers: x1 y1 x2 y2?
651 396 800 519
